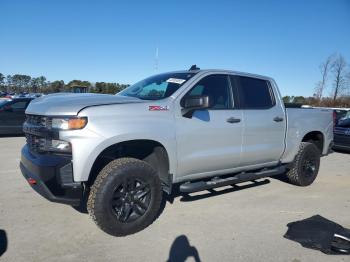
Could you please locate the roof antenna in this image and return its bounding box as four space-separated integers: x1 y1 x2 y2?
189 64 200 71
154 46 159 71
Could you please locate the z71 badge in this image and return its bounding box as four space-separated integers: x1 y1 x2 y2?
149 105 169 111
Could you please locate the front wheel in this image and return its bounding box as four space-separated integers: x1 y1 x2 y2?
285 142 321 186
87 158 162 236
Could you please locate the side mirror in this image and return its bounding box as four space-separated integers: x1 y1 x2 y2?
181 95 209 118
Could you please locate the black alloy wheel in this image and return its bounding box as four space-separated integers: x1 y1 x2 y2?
111 178 151 223
301 151 318 178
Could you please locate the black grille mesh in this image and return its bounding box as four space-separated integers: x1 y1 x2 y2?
26 115 50 127
25 134 46 153
24 114 49 153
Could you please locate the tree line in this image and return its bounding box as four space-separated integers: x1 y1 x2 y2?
284 53 350 107
1 53 350 107
0 74 129 94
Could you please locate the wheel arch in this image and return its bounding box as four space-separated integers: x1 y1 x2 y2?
87 139 172 192
301 130 325 153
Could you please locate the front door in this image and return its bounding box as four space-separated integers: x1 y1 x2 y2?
175 74 243 178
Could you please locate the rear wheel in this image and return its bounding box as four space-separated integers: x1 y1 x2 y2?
285 142 321 186
87 158 162 236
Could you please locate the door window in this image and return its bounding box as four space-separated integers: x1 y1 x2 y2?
236 76 275 109
186 74 232 109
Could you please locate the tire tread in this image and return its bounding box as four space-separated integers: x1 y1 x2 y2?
87 157 162 236
285 142 320 186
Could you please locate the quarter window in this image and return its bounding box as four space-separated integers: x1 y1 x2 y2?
186 75 232 109
236 76 274 109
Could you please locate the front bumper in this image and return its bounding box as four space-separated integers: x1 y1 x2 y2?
20 145 83 206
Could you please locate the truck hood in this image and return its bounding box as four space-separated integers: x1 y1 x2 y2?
26 93 143 116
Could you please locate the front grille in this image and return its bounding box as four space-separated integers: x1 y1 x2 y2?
334 127 350 135
25 134 46 153
24 114 71 155
24 114 50 153
26 114 51 128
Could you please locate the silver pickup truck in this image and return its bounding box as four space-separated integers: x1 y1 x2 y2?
20 67 333 236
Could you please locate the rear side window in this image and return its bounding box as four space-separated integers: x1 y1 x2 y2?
10 101 28 110
2 100 29 112
236 76 275 109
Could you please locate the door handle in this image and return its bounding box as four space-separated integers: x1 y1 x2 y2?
227 117 241 123
273 116 284 122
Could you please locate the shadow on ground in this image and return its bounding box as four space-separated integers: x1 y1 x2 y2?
74 178 272 218
270 172 290 184
153 179 271 220
0 229 8 257
333 148 350 155
167 235 201 262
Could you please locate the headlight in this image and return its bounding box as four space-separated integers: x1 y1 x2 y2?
51 117 87 130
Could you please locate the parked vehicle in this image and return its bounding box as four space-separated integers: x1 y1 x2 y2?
20 67 333 236
333 109 349 125
333 110 350 151
0 97 34 134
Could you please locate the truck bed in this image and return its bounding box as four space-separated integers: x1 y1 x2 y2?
281 108 333 163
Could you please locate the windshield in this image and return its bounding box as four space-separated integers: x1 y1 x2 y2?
118 72 197 100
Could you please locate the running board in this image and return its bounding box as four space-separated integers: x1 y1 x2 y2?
179 166 286 193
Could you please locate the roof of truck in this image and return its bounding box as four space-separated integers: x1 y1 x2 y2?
174 68 274 81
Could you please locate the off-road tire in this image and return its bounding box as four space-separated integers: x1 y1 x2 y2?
87 157 162 236
285 142 321 186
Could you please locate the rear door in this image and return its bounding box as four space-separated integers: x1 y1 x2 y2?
232 75 286 166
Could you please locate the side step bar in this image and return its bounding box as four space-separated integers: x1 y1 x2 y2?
179 166 286 193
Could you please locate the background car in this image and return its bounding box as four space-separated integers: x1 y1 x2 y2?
337 111 350 127
333 109 348 125
0 97 34 135
333 109 350 152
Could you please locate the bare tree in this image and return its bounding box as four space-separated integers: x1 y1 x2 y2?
346 71 350 96
331 54 348 101
314 55 334 100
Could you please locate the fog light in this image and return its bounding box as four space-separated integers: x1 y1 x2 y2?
50 139 71 152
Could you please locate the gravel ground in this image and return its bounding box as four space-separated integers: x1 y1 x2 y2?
0 136 349 262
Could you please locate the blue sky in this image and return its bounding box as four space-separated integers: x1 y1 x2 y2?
0 0 349 96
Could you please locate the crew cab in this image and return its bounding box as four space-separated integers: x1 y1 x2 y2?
20 67 333 236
